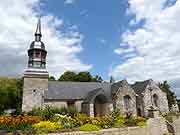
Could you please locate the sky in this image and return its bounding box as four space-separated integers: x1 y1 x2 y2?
0 0 180 97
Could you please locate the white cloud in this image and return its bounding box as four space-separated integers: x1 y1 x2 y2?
111 0 180 97
0 0 92 78
114 47 135 55
64 0 76 5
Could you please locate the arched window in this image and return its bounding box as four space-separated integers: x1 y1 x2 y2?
153 94 159 107
123 95 131 111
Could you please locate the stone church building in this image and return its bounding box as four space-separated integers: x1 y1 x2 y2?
22 19 169 117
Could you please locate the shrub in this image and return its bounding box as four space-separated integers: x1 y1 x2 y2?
94 116 113 129
66 106 78 117
74 114 113 129
32 121 62 130
114 116 126 127
136 117 146 126
53 114 76 129
125 116 137 126
136 121 146 126
111 108 121 120
74 113 91 126
28 106 78 121
79 124 100 131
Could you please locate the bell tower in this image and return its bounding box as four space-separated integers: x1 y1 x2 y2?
22 17 49 112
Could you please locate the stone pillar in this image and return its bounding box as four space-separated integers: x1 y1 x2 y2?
89 103 94 117
147 117 169 135
147 106 160 118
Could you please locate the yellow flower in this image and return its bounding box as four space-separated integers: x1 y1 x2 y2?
32 121 62 130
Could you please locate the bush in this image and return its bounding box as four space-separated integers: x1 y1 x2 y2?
114 116 126 127
95 116 113 129
74 113 91 126
136 121 146 126
125 116 146 127
28 106 78 121
74 113 113 129
79 124 100 131
111 108 121 120
32 121 62 130
125 116 137 126
53 114 76 129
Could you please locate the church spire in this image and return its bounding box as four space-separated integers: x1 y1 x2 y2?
35 17 42 41
28 17 47 69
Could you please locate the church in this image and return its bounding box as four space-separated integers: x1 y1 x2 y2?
22 18 169 117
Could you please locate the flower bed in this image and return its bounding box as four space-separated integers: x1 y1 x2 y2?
0 115 40 132
0 108 147 134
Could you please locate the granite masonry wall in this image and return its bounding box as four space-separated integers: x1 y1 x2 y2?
115 80 137 116
22 77 48 112
44 100 84 112
143 80 169 116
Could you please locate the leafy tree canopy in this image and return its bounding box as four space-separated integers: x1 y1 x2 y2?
0 77 23 114
58 71 103 82
58 71 77 81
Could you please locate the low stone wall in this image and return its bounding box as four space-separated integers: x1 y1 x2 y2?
49 127 147 135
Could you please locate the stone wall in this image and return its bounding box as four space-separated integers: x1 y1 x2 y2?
44 101 67 108
22 77 48 112
115 80 137 116
143 81 169 116
44 100 84 112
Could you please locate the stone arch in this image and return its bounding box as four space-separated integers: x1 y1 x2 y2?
94 94 108 116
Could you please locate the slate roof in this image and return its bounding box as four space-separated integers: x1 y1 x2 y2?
131 79 152 95
45 81 112 103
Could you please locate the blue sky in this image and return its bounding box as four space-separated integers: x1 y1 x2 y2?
1 0 180 97
40 0 131 80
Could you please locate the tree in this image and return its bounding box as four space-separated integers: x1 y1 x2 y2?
0 77 23 114
49 76 56 81
58 71 103 82
0 77 17 114
159 81 176 109
15 78 23 114
75 72 92 82
58 71 77 81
